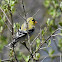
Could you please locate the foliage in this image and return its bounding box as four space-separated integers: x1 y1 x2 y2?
44 0 62 33
44 0 62 60
58 38 62 51
34 53 40 60
14 23 20 32
0 0 18 51
49 48 55 57
36 38 40 50
0 0 62 62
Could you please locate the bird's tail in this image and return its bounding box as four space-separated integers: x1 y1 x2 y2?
6 33 26 49
6 39 17 49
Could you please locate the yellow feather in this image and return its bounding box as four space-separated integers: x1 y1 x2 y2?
21 17 36 31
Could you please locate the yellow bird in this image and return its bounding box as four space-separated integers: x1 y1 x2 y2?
7 17 37 48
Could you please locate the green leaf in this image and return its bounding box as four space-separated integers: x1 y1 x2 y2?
59 22 62 26
49 26 53 32
16 52 23 60
34 53 40 60
36 38 40 43
36 38 40 50
11 1 15 5
49 8 56 18
53 25 58 29
25 55 30 62
0 44 4 52
14 23 16 28
0 26 3 32
16 23 20 29
58 33 62 36
44 27 47 32
14 23 16 32
3 16 6 21
44 0 50 7
49 49 55 57
0 35 7 45
56 11 61 17
14 23 20 32
0 19 4 26
47 18 50 26
22 54 30 62
48 40 51 46
61 30 62 33
0 35 7 52
60 2 62 8
50 20 54 26
41 29 45 36
58 38 62 51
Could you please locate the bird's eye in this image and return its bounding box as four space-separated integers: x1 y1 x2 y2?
20 27 21 29
32 20 34 21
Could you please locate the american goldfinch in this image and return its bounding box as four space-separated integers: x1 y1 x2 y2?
7 17 37 48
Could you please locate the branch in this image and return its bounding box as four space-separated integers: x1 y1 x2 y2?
22 0 27 19
0 7 12 25
32 9 40 17
16 10 26 21
31 33 40 45
60 53 62 62
1 59 11 62
21 0 32 54
7 0 18 61
8 4 14 35
41 56 47 62
39 53 62 60
28 28 62 61
35 28 62 54
40 28 62 46
13 45 19 62
40 46 49 50
0 15 12 33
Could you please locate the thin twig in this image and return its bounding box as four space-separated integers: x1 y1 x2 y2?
40 28 61 45
31 33 40 45
8 0 18 62
41 56 47 62
40 26 42 40
52 35 59 52
32 9 40 17
18 13 26 21
22 0 27 19
16 8 26 21
52 34 59 36
21 0 34 61
39 53 62 60
28 28 62 61
36 28 62 53
13 46 19 62
29 53 62 62
1 59 11 62
22 0 32 54
60 53 62 62
0 7 12 25
0 15 12 33
40 46 49 50
8 4 14 35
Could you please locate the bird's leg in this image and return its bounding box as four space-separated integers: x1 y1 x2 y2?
22 41 33 58
22 41 30 51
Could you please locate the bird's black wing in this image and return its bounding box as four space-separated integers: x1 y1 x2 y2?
6 28 35 48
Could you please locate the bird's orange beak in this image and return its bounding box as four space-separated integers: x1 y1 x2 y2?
35 21 37 23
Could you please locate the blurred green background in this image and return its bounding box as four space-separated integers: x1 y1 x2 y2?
0 0 62 62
